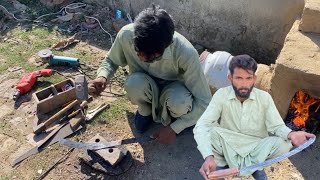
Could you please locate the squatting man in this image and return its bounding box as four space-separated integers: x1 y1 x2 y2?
89 5 211 144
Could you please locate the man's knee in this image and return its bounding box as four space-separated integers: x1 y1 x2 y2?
269 137 292 158
124 72 150 93
208 128 226 166
164 84 193 117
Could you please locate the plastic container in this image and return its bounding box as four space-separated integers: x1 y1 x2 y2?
115 9 123 19
199 51 233 91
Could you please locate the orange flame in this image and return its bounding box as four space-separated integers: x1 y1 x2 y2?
289 90 320 127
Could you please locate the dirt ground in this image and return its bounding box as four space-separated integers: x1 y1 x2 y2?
0 1 318 180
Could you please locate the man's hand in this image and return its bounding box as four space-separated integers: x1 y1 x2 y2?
152 126 176 144
88 76 109 95
288 131 316 147
199 156 216 180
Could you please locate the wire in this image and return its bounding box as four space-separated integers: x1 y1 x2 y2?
63 3 113 43
36 148 74 180
77 66 96 80
0 4 32 22
84 16 113 43
0 3 113 44
52 69 69 79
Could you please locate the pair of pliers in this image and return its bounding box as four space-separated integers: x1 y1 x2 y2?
84 103 110 121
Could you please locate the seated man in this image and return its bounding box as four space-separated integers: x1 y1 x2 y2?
193 54 315 179
89 5 211 144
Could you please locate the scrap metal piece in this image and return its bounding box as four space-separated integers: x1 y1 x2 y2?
78 134 134 175
87 134 126 167
27 123 83 147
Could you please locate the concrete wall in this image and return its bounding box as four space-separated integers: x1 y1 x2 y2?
85 0 304 64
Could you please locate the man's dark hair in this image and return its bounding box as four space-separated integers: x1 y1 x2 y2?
133 4 174 57
229 54 257 75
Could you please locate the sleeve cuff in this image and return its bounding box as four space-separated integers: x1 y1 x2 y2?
281 126 293 140
170 121 185 134
97 70 111 80
199 148 214 160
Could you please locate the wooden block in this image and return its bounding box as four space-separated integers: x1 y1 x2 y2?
33 78 76 114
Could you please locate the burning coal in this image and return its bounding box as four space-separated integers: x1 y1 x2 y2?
285 90 320 133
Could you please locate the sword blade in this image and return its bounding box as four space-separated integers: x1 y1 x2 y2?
240 138 316 173
209 138 316 179
59 136 154 150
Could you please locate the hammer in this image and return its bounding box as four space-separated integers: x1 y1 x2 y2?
33 75 89 134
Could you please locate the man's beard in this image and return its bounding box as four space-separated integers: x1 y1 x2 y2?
232 84 254 98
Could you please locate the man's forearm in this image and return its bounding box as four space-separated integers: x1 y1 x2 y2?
274 125 293 140
97 57 118 79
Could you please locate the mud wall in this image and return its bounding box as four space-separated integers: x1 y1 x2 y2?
85 0 304 64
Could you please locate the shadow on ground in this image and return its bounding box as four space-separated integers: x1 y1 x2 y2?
78 111 204 180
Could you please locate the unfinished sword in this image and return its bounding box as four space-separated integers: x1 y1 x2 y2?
208 138 316 179
59 136 154 150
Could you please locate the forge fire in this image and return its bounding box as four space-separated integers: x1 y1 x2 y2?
285 90 320 133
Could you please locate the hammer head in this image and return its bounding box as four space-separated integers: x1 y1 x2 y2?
75 75 88 101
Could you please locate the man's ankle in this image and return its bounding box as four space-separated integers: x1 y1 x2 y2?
134 111 152 133
252 169 267 180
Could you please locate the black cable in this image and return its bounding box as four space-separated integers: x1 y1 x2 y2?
52 70 69 79
36 148 74 180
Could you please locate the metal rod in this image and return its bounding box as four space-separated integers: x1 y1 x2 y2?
36 148 74 180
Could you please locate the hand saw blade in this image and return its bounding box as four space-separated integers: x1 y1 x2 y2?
12 122 68 167
59 136 154 150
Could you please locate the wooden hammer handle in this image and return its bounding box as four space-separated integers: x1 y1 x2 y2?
208 167 239 179
33 99 80 134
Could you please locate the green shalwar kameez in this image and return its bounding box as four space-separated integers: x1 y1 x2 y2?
97 24 211 134
194 86 293 176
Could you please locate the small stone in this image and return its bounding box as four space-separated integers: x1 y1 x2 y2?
270 167 275 172
37 169 43 174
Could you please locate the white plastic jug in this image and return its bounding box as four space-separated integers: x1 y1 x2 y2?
199 51 233 90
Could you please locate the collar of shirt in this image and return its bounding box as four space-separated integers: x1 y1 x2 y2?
227 86 257 101
130 40 173 62
161 42 173 60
